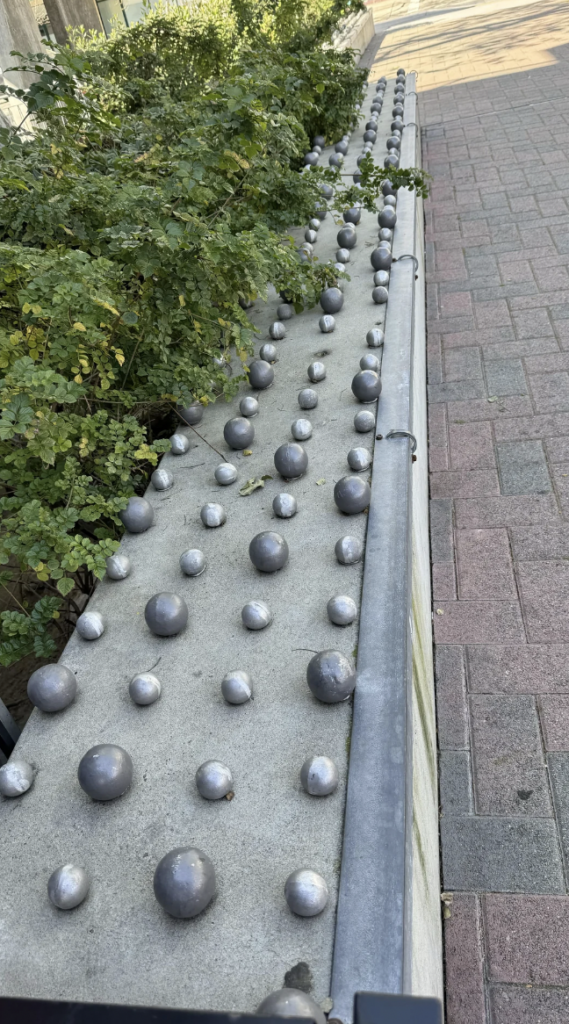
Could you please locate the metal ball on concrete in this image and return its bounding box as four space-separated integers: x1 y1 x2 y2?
374 269 390 287
179 403 203 426
334 475 371 514
224 416 254 450
129 673 161 706
356 153 369 167
300 756 339 797
334 263 346 288
313 202 328 220
319 314 335 333
222 670 252 705
365 119 378 132
27 664 76 713
152 467 173 491
239 296 254 310
360 353 380 372
285 869 328 917
78 744 133 801
274 442 308 479
278 302 294 319
366 327 385 348
307 361 326 382
393 103 404 116
363 130 377 144
354 409 376 432
76 611 104 641
269 321 286 341
335 535 363 564
370 247 392 272
249 359 274 391
273 493 297 519
303 152 319 167
292 418 312 441
200 503 226 528
377 239 391 253
48 865 90 910
256 989 326 1024
343 207 361 226
305 228 317 244
379 207 397 230
170 432 190 456
196 760 233 800
372 285 389 305
320 287 344 315
337 226 357 250
378 228 392 243
153 847 216 919
348 447 372 472
392 117 404 133
119 496 154 534
371 103 382 114
300 241 313 255
215 463 238 486
308 218 321 231
336 247 350 263
180 548 206 577
0 760 34 798
382 179 396 196
307 649 356 703
327 595 358 626
106 553 131 580
298 388 318 410
145 592 189 636
313 135 326 148
334 140 348 155
320 183 333 199
329 153 343 168
259 343 277 363
249 531 289 573
352 369 382 403
239 396 259 418
242 600 272 630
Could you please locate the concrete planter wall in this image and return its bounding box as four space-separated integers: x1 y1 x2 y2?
331 10 375 58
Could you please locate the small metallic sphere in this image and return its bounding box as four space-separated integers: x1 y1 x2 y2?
151 467 174 491
180 548 206 577
239 296 254 310
360 353 380 372
327 594 358 626
303 152 319 166
382 179 396 196
196 760 233 800
76 611 104 641
178 403 203 426
313 135 326 148
278 302 294 320
119 496 154 534
0 760 34 798
371 103 382 113
200 503 226 528
319 314 336 333
363 130 377 144
269 321 286 341
308 218 320 232
335 535 363 564
242 600 272 630
145 592 189 636
356 153 369 167
249 359 274 391
291 418 312 441
106 553 131 580
385 193 398 206
337 226 357 250
393 102 404 115
348 447 372 472
239 396 259 418
221 669 252 705
48 865 90 911
285 869 328 917
366 327 385 348
301 242 314 255
313 202 328 220
129 672 161 706
352 369 382 403
170 432 191 456
307 361 326 382
336 247 350 263
304 228 317 244
385 153 400 168
27 664 76 713
397 67 406 75
273 493 297 518
354 409 376 433
377 239 391 253
343 207 361 226
259 343 277 363
392 117 404 133
298 388 318 410
365 119 378 131
215 462 238 486
249 531 289 573
320 182 333 199
370 247 392 272
224 416 254 450
307 649 356 703
372 285 389 305
334 140 348 155
334 475 371 515
256 990 326 1024
329 153 343 168
78 744 133 801
379 207 397 230
274 442 308 479
153 847 216 919
300 756 339 797
374 269 390 287
379 227 393 242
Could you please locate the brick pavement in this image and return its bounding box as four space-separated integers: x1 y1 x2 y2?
361 0 569 1020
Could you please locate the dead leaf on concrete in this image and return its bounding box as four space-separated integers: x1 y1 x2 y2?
239 476 271 496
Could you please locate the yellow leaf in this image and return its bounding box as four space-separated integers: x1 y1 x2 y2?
243 449 253 456
316 478 326 486
178 294 186 307
73 322 87 332
31 304 43 315
58 223 74 236
22 302 31 314
94 299 120 316
134 152 149 163
100 378 110 390
114 351 125 367
74 374 83 383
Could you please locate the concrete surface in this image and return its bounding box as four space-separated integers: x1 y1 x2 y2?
43 0 103 42
0 0 44 127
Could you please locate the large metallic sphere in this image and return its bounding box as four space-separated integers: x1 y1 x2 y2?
119 496 154 534
354 410 376 433
334 140 348 155
329 153 343 168
379 208 397 230
152 467 174 491
259 343 277 363
336 247 350 263
179 403 203 426
180 548 206 577
365 119 378 131
313 135 326 148
319 314 335 333
343 207 361 226
129 672 161 706
215 462 238 486
327 595 357 626
348 447 372 472
397 67 406 75
285 869 329 917
382 179 395 196
337 226 357 250
274 442 308 479
366 327 385 348
307 361 326 382
249 359 274 390
153 847 216 919
385 154 400 171
222 670 252 705
269 321 286 341
28 664 76 713
374 269 390 287
256 989 326 1024
75 611 104 641
239 396 259 418
335 535 363 564
393 103 404 116
242 600 272 630
307 650 356 703
334 475 371 514
371 102 382 113
291 418 312 441
303 152 318 167
200 503 227 528
378 227 393 242
145 592 188 636
298 388 318 410
48 865 90 911
392 117 404 133
278 302 295 320
320 182 333 199
273 493 297 518
356 153 369 167
320 287 344 314
300 756 339 797
304 228 317 244
196 760 233 800
106 553 131 580
249 531 289 573
352 369 382 404
372 285 389 305
370 247 392 272
0 760 34 798
224 417 254 450
78 744 133 801
363 130 377 144
170 432 190 456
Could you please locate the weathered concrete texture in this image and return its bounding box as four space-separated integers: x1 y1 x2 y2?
42 0 102 42
0 0 44 126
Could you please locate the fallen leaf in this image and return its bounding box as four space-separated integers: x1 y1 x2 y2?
487 396 498 403
316 478 326 485
243 448 253 456
436 608 444 615
239 477 266 495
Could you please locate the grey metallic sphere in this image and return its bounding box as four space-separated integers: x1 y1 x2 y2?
48 865 90 911
274 442 308 479
308 218 321 231
151 467 174 491
365 119 378 131
304 228 317 244
291 418 312 441
307 361 326 382
334 475 371 514
200 503 226 528
0 760 34 798
370 247 392 272
354 409 376 432
129 672 161 705
393 102 404 116
179 403 203 426
327 595 357 627
385 193 398 206
224 416 254 450
249 359 274 390
239 396 259 418
249 531 289 573
76 610 104 641
334 140 348 154
180 548 206 577
335 535 363 564
337 226 357 250
259 343 277 363
372 285 389 305
378 227 393 242
298 388 318 410
170 432 190 456
278 302 295 320
319 314 335 333
348 447 372 471
119 496 154 534
256 990 326 1024
356 153 368 167
221 670 252 705
313 135 326 148
313 202 328 220
343 207 361 226
153 847 216 919
374 269 390 286
196 760 233 800
307 649 356 703
106 553 131 580
385 154 400 170
27 663 76 713
78 744 133 801
367 327 385 348
320 182 333 199
329 153 343 168
397 67 406 75
377 239 391 253
379 208 397 230
320 287 344 314
285 869 329 917
352 369 382 404
269 321 286 341
336 247 350 263
239 296 254 310
273 493 297 518
215 462 238 486
392 117 404 132
145 592 189 636
300 756 339 797
304 152 318 167
363 130 377 144
242 600 272 630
